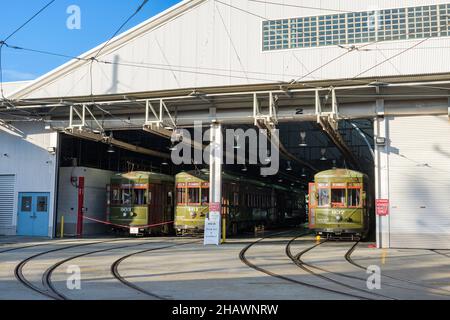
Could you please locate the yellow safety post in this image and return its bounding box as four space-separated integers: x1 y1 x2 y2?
316 235 321 243
381 249 387 265
221 216 226 244
60 216 64 239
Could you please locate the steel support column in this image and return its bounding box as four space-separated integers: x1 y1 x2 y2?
374 99 390 249
209 123 223 244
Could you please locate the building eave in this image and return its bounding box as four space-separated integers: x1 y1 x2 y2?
7 0 207 101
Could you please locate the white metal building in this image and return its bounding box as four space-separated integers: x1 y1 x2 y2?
1 0 449 248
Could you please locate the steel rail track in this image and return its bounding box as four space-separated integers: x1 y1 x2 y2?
43 238 154 300
345 242 450 297
0 239 83 254
238 230 370 300
287 238 395 300
14 239 127 300
111 240 201 300
286 237 421 294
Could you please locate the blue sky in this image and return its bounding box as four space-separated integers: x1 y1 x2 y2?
1 0 182 82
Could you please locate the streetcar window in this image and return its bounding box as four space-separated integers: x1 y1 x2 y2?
122 190 132 205
112 188 121 205
167 191 173 205
201 188 209 205
348 189 361 207
331 189 346 208
188 188 200 205
177 188 186 204
133 189 147 205
318 189 330 207
233 192 239 206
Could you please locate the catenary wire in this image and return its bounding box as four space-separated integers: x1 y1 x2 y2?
0 0 56 99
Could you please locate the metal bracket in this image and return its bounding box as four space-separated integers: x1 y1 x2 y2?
315 88 339 130
68 104 104 133
448 97 450 119
144 99 176 130
253 92 278 127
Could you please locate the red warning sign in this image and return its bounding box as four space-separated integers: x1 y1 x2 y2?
376 199 389 216
209 202 221 213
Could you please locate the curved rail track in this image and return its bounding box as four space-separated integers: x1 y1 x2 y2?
0 239 80 254
286 237 427 295
345 242 450 297
239 231 371 300
43 239 151 300
13 238 199 300
110 240 200 300
14 239 128 300
286 238 396 300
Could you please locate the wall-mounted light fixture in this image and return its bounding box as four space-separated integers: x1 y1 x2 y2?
107 144 115 153
301 168 307 177
299 131 307 147
286 161 292 171
375 136 386 146
320 148 327 161
47 147 57 155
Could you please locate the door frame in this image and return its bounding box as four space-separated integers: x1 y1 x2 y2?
17 192 51 237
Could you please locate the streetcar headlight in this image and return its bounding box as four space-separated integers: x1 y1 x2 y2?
336 215 343 222
190 212 197 218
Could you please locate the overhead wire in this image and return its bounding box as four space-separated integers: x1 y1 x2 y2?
215 1 250 83
1 1 449 115
89 0 150 97
0 0 56 100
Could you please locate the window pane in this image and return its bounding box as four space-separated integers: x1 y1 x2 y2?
36 197 48 212
331 189 346 207
133 189 147 205
318 189 330 207
167 191 173 206
348 189 361 207
233 192 239 206
21 197 32 212
112 188 121 204
177 188 186 204
188 188 200 204
201 188 209 205
122 190 132 205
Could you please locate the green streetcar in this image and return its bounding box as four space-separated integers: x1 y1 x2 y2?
108 171 175 235
308 169 371 240
174 170 305 236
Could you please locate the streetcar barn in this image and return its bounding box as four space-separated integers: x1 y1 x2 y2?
2 0 450 303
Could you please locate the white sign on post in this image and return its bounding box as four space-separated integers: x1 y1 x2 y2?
204 203 221 245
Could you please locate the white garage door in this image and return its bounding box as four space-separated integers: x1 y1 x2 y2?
0 175 15 233
388 115 450 249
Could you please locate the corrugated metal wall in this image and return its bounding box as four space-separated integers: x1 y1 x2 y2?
0 123 58 236
0 175 15 232
388 115 450 249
